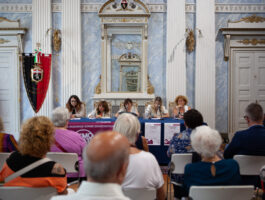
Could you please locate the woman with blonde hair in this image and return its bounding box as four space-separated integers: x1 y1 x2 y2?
173 95 191 119
66 95 86 119
0 116 67 194
88 100 110 118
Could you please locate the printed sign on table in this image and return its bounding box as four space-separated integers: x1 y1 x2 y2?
68 121 114 143
164 123 180 145
145 123 161 145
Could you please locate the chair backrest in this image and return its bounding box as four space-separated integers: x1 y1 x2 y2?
123 188 156 200
171 153 192 174
120 101 138 109
144 101 153 109
46 152 79 173
0 186 57 200
189 185 254 200
0 152 11 170
168 101 176 117
93 100 112 115
234 155 265 175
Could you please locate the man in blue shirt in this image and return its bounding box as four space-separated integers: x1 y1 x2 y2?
224 103 265 159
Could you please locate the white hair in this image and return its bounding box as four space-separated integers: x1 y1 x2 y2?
191 126 222 159
51 107 69 127
113 113 140 145
83 142 129 181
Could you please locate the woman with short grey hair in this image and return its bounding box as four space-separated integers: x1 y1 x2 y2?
113 113 165 200
50 107 87 180
182 126 241 196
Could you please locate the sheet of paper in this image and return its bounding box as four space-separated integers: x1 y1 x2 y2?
164 123 181 146
145 123 161 145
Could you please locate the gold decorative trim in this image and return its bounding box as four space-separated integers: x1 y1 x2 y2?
95 75 102 94
135 0 150 14
98 0 115 14
0 17 18 23
147 75 154 94
229 15 265 23
0 38 10 44
237 39 265 45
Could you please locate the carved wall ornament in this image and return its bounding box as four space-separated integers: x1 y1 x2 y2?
147 75 154 94
0 38 10 44
229 15 265 23
95 75 102 94
186 28 195 53
237 39 265 45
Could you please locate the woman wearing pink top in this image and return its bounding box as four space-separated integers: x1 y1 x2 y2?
50 107 87 179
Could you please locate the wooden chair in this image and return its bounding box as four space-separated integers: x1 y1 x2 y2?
93 101 112 115
168 101 176 118
189 185 254 200
0 152 10 170
120 101 138 109
123 188 156 200
0 187 57 200
233 155 265 175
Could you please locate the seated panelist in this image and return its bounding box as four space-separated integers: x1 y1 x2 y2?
66 95 86 119
115 98 139 118
88 101 110 118
173 95 191 119
145 96 169 119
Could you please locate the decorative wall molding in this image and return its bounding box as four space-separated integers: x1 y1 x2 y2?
1 3 264 13
237 38 265 45
0 38 10 44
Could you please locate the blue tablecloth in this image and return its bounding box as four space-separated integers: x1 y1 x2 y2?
69 117 185 165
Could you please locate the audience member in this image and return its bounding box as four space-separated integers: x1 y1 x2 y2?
145 96 169 119
167 109 203 199
50 107 87 179
0 116 67 194
0 117 18 152
87 100 110 118
167 109 203 157
113 113 165 200
66 95 86 119
183 126 241 195
115 98 139 117
51 131 130 200
173 95 191 119
224 103 265 159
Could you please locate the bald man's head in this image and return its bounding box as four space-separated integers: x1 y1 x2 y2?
83 131 130 184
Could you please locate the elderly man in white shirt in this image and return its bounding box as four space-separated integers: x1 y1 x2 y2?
51 131 130 200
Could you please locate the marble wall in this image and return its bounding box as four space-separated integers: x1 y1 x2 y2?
0 0 264 134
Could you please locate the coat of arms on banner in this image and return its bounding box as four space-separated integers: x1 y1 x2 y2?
31 64 43 82
22 44 52 113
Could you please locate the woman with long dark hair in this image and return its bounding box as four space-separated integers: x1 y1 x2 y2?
66 95 86 119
